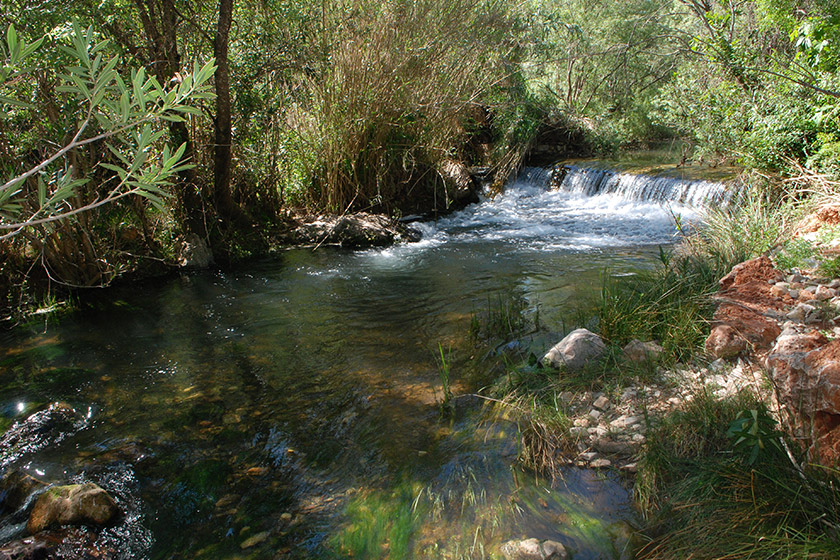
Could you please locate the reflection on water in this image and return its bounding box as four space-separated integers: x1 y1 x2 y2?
0 169 701 558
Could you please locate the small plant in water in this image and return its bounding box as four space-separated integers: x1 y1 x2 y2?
437 343 455 415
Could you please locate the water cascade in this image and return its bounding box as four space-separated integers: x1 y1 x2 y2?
555 164 736 207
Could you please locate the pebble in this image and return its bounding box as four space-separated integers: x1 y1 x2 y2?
830 279 840 289
592 395 610 410
569 427 588 437
579 452 598 462
815 285 835 301
588 409 602 421
789 289 801 300
590 458 611 468
240 531 270 549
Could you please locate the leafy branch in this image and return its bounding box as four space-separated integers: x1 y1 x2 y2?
0 21 216 240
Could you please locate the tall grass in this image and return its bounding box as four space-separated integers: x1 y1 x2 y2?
595 248 728 363
682 179 802 267
277 0 519 213
636 391 840 559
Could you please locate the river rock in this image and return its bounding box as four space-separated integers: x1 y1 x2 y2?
27 483 119 533
705 325 746 359
501 538 568 560
0 403 87 469
293 212 407 248
623 339 664 362
541 329 607 371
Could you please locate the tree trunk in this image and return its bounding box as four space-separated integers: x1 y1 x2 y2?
213 0 248 228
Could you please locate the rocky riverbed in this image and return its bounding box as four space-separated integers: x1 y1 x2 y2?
542 255 840 472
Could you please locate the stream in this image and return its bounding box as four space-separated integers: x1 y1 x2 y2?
0 165 731 559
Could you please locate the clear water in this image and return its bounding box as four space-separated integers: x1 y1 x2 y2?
0 167 724 559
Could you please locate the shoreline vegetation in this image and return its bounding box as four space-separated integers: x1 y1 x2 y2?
1 0 840 558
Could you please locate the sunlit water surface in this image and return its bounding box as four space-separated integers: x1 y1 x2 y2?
0 168 710 559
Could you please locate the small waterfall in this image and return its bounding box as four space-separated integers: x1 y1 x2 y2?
554 164 736 207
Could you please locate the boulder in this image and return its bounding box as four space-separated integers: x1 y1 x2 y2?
501 538 568 560
438 159 480 208
542 329 607 371
719 256 783 290
705 325 746 359
623 339 664 362
27 483 119 533
710 305 781 354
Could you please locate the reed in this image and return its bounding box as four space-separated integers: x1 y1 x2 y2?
276 0 519 213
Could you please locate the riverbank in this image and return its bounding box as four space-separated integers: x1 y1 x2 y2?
489 195 840 558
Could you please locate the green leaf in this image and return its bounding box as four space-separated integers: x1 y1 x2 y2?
6 24 18 61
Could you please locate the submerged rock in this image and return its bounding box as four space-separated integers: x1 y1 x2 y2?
27 483 119 533
501 537 568 560
541 329 607 371
0 528 117 560
0 403 87 469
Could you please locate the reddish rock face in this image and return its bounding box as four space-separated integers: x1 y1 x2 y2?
712 305 781 353
719 256 784 290
712 256 840 467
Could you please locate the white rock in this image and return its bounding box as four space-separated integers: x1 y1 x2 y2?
610 415 642 429
541 329 607 371
588 409 602 421
590 458 611 468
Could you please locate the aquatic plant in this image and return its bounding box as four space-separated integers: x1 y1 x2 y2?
437 343 455 415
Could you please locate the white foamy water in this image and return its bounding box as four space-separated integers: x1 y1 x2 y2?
406 166 718 252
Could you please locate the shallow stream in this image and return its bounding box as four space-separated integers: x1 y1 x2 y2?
0 166 725 559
